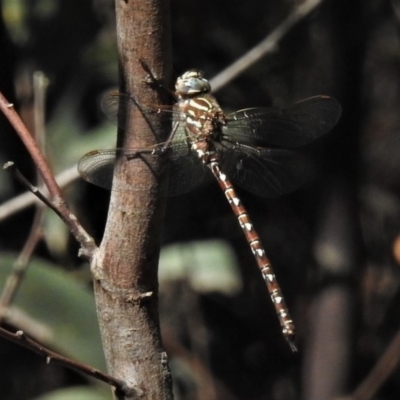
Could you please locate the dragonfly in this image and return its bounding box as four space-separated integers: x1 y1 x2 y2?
78 70 342 351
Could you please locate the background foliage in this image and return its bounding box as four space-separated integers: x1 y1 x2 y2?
1 0 400 399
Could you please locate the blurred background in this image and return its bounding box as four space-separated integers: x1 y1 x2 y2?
1 0 400 399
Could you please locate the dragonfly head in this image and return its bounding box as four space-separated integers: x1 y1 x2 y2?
175 70 211 98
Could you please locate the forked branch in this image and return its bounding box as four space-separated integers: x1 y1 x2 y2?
0 328 132 397
0 92 96 259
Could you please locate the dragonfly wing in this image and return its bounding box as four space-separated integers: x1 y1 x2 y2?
78 148 165 192
78 144 206 196
78 149 118 190
166 141 207 196
101 92 136 124
225 96 341 148
218 142 311 197
78 149 157 191
165 121 207 196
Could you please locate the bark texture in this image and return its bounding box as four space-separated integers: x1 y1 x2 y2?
92 1 172 399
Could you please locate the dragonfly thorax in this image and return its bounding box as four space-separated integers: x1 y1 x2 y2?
175 70 211 98
178 96 226 164
179 96 226 142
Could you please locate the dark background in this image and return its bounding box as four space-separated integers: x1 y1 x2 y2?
1 0 400 399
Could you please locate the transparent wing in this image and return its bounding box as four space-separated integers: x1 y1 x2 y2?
165 139 208 196
101 91 129 123
86 93 339 197
218 142 312 198
225 96 341 148
77 143 207 196
77 149 143 191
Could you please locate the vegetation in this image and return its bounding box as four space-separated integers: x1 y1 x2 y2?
1 0 400 399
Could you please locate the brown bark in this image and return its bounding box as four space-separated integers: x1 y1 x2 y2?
91 1 172 399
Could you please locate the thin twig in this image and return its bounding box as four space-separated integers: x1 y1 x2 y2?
0 75 126 394
0 218 43 321
303 182 357 400
210 0 323 93
0 0 316 222
0 73 49 318
0 92 62 199
162 327 238 400
0 91 96 257
0 327 133 396
33 71 49 154
0 165 79 222
1 161 95 257
3 162 69 223
351 329 400 400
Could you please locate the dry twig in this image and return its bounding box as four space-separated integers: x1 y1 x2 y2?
0 91 96 258
210 0 323 92
0 328 132 396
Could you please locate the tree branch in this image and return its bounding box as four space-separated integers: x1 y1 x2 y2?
0 165 79 222
0 93 96 258
90 0 173 398
210 0 324 92
0 328 132 397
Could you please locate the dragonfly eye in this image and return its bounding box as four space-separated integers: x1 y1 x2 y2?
176 69 211 97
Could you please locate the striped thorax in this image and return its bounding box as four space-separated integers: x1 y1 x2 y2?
175 70 226 163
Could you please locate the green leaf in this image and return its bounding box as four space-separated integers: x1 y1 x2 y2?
0 253 105 370
47 104 116 173
159 240 242 295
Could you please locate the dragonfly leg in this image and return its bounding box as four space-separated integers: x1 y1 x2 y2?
160 121 181 153
140 60 177 101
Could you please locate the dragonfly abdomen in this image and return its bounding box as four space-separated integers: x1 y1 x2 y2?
208 158 296 350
